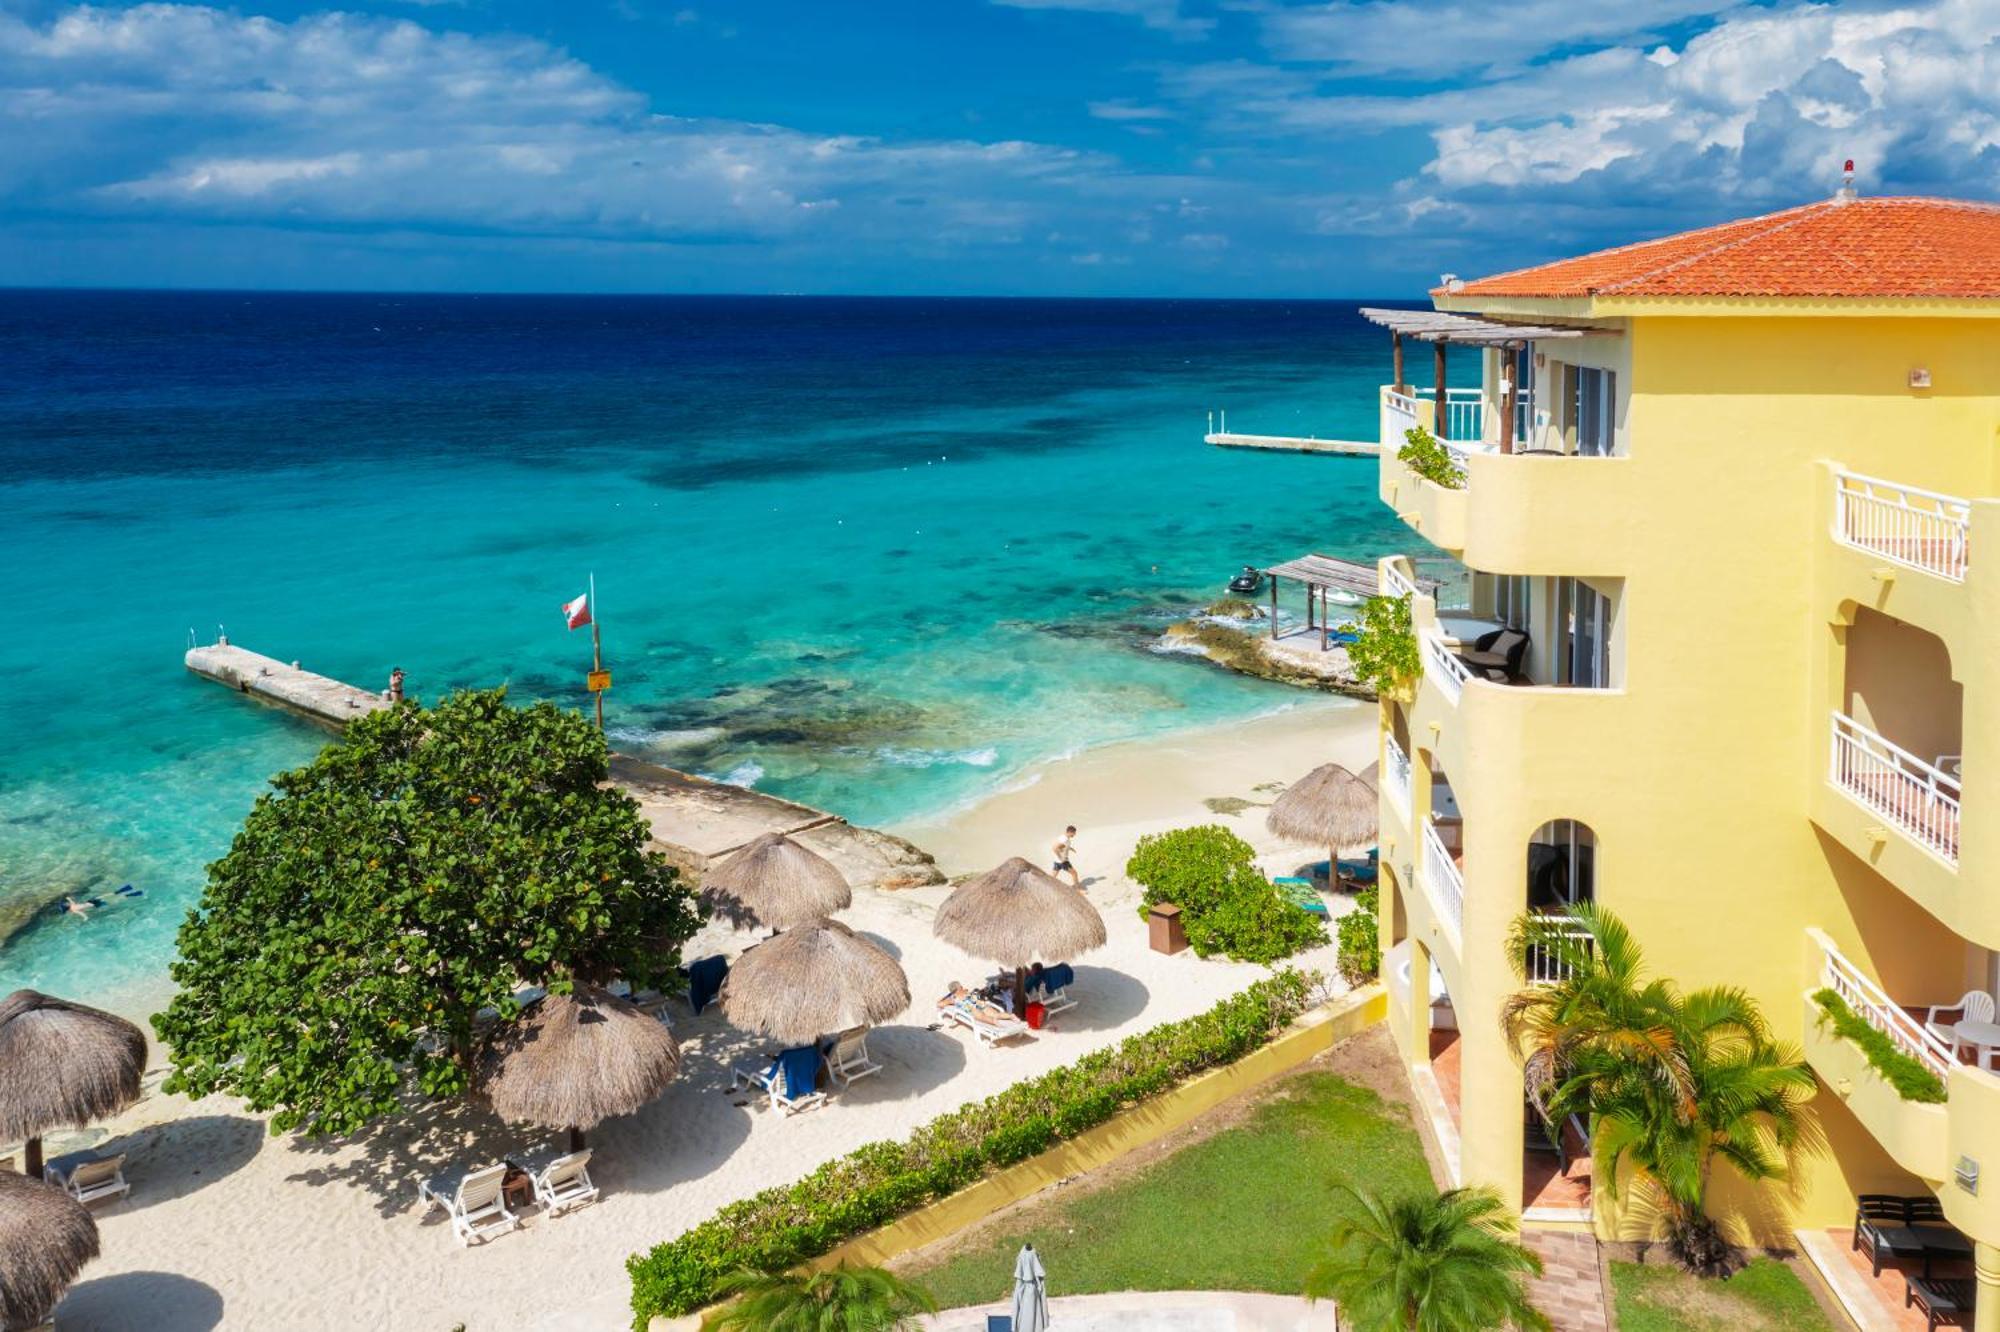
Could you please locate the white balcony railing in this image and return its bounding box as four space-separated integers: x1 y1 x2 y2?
1384 732 1413 819
1422 631 1471 705
1381 559 1420 603
1380 386 1485 448
1421 817 1464 941
1818 937 1954 1080
1830 711 1962 863
1524 914 1593 985
1441 389 1484 444
1834 471 1971 582
1381 387 1421 452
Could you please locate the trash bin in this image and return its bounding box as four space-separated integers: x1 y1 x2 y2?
1148 903 1187 955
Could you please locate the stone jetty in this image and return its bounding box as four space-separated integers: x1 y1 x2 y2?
184 643 944 891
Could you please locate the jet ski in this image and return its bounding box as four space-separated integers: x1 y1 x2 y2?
1227 566 1264 595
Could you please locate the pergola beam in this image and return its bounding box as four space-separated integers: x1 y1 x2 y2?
1357 307 1603 345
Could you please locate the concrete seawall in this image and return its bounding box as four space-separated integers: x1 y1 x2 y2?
184 642 944 890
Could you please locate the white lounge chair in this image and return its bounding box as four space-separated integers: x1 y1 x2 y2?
521 1147 598 1216
731 1048 828 1115
1029 965 1078 1019
825 1028 882 1085
418 1162 519 1246
1926 990 1997 1050
46 1151 129 1206
941 997 1034 1048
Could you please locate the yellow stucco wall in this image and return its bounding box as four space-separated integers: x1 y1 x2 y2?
1375 307 2000 1247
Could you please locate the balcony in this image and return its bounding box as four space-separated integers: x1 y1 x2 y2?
1384 731 1413 821
1421 816 1465 945
1380 385 1484 453
1834 471 1972 583
1829 711 1961 865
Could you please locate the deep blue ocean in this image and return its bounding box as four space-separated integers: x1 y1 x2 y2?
0 290 1415 1011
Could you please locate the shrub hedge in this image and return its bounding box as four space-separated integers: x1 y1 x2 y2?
1812 988 1947 1103
1336 885 1381 985
1125 825 1326 963
627 968 1319 1325
1398 425 1465 489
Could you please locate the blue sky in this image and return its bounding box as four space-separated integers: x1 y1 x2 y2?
2 0 1996 295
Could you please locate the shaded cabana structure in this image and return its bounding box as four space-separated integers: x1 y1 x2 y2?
934 858 1106 1011
478 987 682 1153
0 991 146 1180
1358 307 1588 451
719 919 910 1047
0 1171 98 1330
1268 762 1379 876
1262 554 1441 651
699 831 853 933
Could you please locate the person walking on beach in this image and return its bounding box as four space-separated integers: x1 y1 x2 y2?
1051 826 1080 888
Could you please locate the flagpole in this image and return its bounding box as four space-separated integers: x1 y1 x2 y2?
589 572 604 732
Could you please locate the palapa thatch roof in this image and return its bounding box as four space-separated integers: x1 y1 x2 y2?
478 988 681 1131
0 990 146 1142
933 857 1107 969
700 832 852 932
0 1170 98 1330
719 920 910 1045
1266 762 1378 851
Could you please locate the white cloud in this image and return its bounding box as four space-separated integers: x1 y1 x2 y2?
988 0 1214 41
1261 0 1737 76
1088 98 1173 121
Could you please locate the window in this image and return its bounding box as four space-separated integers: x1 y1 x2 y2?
1527 820 1596 909
1572 367 1617 456
1555 577 1613 687
1513 345 1535 442
1493 573 1532 630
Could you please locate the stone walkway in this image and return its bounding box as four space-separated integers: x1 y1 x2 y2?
1523 1231 1612 1331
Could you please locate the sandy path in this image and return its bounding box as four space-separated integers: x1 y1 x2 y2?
45 700 1376 1332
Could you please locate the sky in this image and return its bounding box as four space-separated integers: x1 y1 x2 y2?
2 0 1997 295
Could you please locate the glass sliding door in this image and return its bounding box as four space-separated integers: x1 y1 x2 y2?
1573 367 1617 456
1555 577 1613 687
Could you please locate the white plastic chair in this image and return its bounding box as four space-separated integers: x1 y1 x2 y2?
825 1028 881 1085
46 1151 130 1206
941 998 1034 1048
418 1162 518 1246
1926 990 1996 1048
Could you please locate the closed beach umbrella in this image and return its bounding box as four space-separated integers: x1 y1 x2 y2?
700 832 853 932
719 919 910 1046
0 990 146 1179
1011 1244 1049 1332
934 857 1106 1009
0 1171 98 1330
478 987 681 1153
1266 762 1379 868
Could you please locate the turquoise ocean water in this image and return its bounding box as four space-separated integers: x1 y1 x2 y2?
0 292 1415 1012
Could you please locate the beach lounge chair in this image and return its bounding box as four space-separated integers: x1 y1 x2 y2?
1028 964 1078 1018
418 1162 519 1246
1335 847 1380 886
1457 627 1529 682
1273 876 1329 916
734 1045 827 1114
45 1150 130 1206
939 989 1034 1047
521 1147 598 1216
825 1027 882 1085
685 954 729 1015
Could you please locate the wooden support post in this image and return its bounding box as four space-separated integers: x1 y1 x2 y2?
1499 355 1517 455
1433 342 1448 441
1392 333 1405 395
1270 577 1279 640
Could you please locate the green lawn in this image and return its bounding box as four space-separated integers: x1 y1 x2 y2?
1609 1257 1837 1332
899 1068 1433 1307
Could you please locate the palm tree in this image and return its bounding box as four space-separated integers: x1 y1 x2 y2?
1304 1186 1550 1331
1502 906 1819 1275
702 1265 938 1332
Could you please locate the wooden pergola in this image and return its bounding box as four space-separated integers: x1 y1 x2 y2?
1358 308 1596 454
1264 555 1442 652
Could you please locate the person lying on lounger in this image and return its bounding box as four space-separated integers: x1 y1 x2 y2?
937 983 1017 1025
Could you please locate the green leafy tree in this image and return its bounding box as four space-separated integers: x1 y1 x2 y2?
1504 908 1818 1274
1336 885 1381 985
1304 1186 1549 1332
1344 595 1421 701
1398 425 1466 489
152 688 704 1137
701 1265 938 1332
1126 824 1325 963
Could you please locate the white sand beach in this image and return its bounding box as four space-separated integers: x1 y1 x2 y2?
42 700 1377 1331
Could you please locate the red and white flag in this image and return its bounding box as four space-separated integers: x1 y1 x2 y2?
563 592 591 630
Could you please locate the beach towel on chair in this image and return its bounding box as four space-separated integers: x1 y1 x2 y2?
1037 963 1074 993
778 1045 820 1100
687 955 728 1014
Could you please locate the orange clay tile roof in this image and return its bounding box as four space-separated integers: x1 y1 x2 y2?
1441 196 2000 301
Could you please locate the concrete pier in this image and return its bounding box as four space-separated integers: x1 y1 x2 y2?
183 642 945 891
1205 432 1379 457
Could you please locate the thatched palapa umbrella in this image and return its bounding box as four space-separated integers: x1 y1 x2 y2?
0 1171 98 1330
0 990 146 1179
1266 762 1379 879
720 919 910 1046
478 987 681 1153
700 832 853 932
933 857 1106 1010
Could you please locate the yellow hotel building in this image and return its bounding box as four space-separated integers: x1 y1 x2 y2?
1361 193 2000 1327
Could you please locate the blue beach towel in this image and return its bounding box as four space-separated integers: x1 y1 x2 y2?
1037 963 1075 994
687 955 728 1014
777 1044 819 1100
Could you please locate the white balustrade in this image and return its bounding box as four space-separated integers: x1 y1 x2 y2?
1834 471 1971 582
1384 733 1413 819
1380 559 1420 603
1381 388 1420 452
1830 711 1961 862
1524 914 1593 985
1421 818 1464 941
1421 631 1470 705
1819 938 1954 1080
